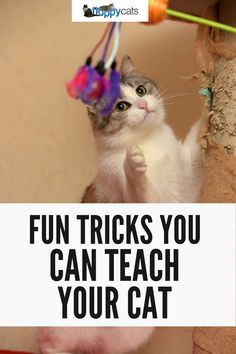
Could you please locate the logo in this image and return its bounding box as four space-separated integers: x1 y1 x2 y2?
72 0 149 23
83 3 139 19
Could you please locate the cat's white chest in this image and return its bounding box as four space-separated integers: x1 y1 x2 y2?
139 139 165 173
96 124 184 202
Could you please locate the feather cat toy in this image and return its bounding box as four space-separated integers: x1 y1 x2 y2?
67 22 122 116
68 2 236 118
67 0 236 114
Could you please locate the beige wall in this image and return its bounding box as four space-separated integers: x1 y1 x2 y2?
0 0 201 203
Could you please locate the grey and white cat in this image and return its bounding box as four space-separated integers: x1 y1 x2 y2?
82 55 202 203
98 3 115 11
39 56 202 354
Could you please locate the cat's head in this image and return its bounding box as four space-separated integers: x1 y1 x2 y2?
83 4 88 9
109 3 115 8
87 55 165 142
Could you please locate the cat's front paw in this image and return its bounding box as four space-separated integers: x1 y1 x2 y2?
125 145 147 176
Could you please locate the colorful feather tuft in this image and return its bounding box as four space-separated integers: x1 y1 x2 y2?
67 23 122 117
100 63 121 116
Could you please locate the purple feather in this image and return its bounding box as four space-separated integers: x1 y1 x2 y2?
100 69 121 116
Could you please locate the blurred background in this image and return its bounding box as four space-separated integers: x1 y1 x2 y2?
0 0 201 352
0 0 201 203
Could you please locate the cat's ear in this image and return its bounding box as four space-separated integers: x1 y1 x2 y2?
120 55 139 76
86 105 97 116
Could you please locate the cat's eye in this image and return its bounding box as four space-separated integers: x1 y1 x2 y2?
136 85 147 97
115 101 131 112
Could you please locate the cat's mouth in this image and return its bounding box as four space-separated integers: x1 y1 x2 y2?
136 110 156 127
143 110 156 120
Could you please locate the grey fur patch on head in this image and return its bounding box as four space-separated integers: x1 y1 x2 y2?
87 55 159 136
120 55 140 78
122 74 158 96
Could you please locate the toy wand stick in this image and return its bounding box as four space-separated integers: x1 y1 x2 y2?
148 0 236 34
167 8 236 34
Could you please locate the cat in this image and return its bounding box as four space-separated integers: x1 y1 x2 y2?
38 56 202 354
83 5 99 18
98 3 115 11
82 55 202 203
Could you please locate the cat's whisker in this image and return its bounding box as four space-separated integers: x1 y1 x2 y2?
158 81 199 102
163 91 195 97
160 92 196 102
164 101 185 106
158 80 186 93
158 80 192 97
158 74 199 97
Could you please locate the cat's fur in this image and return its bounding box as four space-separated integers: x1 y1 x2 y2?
82 55 202 203
39 56 202 354
39 327 154 354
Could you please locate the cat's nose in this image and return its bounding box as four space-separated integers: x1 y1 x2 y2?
137 99 148 111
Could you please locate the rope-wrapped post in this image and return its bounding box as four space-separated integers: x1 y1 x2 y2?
193 0 236 351
146 0 236 351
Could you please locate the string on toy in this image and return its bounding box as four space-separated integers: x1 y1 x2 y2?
89 23 112 58
105 23 121 70
148 0 236 34
102 22 116 62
